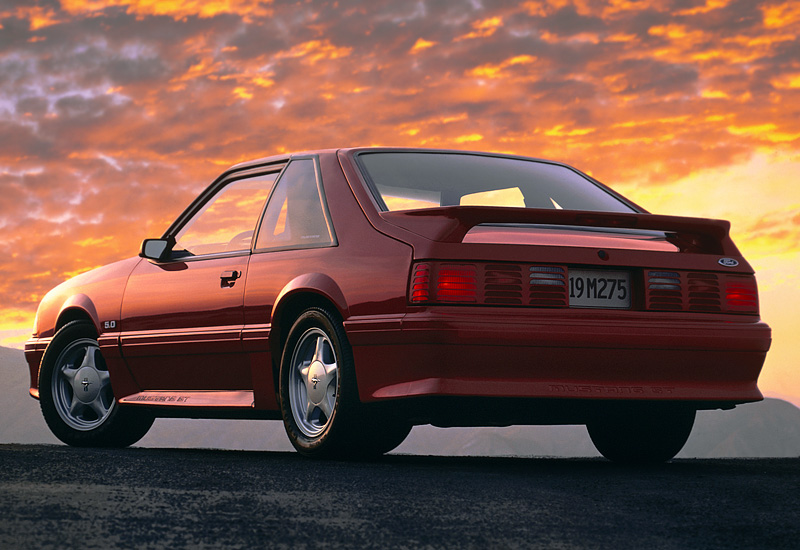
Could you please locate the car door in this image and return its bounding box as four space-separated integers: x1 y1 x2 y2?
119 168 281 391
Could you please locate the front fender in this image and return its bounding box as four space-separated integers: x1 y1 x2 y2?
58 294 101 333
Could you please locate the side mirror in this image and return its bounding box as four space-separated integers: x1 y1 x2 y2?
139 237 175 261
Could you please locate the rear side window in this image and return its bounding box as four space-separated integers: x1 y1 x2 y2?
255 158 335 251
357 152 637 214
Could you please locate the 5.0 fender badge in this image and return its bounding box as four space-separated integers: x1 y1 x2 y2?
718 258 739 267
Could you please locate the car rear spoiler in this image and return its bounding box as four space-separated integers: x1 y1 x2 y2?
380 206 740 255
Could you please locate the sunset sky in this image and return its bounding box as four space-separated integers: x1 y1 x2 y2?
1 0 798 405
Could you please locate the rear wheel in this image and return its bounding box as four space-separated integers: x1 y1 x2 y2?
279 308 358 458
39 321 154 447
279 307 408 459
587 403 696 464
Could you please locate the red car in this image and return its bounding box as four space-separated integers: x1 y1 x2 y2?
24 148 771 462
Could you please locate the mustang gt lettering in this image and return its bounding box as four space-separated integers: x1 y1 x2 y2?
24 148 771 463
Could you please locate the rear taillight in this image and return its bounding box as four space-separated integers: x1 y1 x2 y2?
409 261 568 306
725 276 759 313
410 263 431 303
645 270 759 315
436 265 478 302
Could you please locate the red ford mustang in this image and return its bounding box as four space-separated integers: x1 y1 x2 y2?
24 148 771 462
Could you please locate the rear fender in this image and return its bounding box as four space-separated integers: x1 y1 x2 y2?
271 273 349 350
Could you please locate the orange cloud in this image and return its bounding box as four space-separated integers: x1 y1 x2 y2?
456 16 503 41
468 55 537 79
410 38 437 54
1 5 64 30
676 0 732 16
762 2 800 28
60 0 274 21
276 40 353 65
727 124 800 143
454 134 484 143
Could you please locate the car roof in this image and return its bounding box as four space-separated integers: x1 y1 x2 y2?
228 147 570 173
229 148 341 171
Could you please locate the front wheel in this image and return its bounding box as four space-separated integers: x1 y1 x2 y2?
38 321 154 447
587 403 696 464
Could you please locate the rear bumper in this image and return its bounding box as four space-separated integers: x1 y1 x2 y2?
345 308 771 405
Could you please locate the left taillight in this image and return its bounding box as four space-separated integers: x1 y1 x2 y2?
410 263 431 303
409 261 569 306
410 262 478 304
435 265 478 302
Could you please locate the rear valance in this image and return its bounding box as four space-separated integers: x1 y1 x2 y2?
380 206 739 256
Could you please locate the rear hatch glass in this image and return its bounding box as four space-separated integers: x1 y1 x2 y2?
357 151 639 214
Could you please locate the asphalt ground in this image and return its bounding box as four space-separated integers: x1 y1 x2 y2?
1 444 798 549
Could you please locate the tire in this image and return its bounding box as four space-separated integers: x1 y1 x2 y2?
587 403 696 464
38 320 154 447
280 307 397 459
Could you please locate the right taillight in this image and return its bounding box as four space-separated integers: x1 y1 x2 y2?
725 275 759 314
645 270 759 315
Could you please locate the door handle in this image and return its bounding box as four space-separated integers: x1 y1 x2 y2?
220 270 242 285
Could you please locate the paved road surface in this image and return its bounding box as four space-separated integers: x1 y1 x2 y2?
1 444 798 549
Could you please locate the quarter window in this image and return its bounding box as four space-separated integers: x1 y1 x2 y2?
255 159 334 251
173 172 278 257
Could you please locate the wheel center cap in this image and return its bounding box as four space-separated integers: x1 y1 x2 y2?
307 361 327 404
74 367 100 403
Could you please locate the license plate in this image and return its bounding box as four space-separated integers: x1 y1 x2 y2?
568 269 631 309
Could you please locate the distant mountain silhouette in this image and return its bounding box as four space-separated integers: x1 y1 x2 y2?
3 346 798 458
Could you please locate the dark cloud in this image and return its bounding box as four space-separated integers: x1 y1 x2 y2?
616 9 673 39
0 120 54 160
226 24 293 60
610 58 699 96
542 6 605 35
690 0 765 33
103 56 170 85
15 96 48 117
0 15 34 52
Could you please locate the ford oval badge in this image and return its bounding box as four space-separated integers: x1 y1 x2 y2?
718 258 739 267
